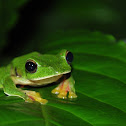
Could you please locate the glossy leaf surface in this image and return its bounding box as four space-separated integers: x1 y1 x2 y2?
0 31 126 126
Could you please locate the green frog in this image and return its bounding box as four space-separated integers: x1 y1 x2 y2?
0 49 77 104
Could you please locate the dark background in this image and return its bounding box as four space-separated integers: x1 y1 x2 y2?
4 0 55 56
1 0 126 58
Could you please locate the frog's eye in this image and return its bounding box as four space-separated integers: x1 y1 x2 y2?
25 60 37 73
66 51 73 64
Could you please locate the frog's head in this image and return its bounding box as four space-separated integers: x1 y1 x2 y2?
11 49 74 85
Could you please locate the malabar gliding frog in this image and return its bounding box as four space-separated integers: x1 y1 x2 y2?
0 49 77 104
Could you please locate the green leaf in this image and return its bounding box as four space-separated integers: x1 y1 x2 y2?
1 31 126 125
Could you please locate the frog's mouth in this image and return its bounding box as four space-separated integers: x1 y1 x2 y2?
32 71 70 80
29 74 63 86
12 71 70 86
29 71 70 86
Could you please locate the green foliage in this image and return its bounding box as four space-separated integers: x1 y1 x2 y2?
38 1 126 39
1 0 126 126
1 31 126 125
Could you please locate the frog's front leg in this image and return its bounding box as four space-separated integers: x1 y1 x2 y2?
22 90 48 104
3 77 47 104
51 76 77 99
3 77 30 101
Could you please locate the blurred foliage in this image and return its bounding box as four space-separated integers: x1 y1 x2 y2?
0 0 29 54
30 0 126 52
1 0 126 57
1 0 126 125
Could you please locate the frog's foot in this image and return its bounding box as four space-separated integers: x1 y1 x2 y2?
51 81 77 99
22 90 48 104
68 91 77 98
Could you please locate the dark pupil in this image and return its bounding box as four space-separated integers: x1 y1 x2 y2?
66 52 73 63
25 62 37 73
